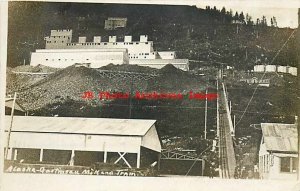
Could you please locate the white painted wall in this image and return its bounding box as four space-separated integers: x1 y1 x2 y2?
254 65 265 72
265 65 276 72
30 49 129 68
6 131 142 153
288 67 297 76
259 140 297 180
141 125 161 153
158 51 176 59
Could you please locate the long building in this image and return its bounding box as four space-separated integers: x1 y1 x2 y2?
30 29 189 70
4 116 161 169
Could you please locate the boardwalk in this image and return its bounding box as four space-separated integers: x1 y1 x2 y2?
218 81 236 178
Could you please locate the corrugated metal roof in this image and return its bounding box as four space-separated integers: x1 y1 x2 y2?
5 116 156 136
261 123 297 153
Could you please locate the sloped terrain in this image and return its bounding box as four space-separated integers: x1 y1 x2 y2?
7 64 212 111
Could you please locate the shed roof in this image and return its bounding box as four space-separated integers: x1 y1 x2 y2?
5 98 26 112
261 123 297 153
5 116 156 137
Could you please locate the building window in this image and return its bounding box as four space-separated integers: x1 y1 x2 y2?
281 157 298 173
104 43 107 45
136 42 139 44
46 59 48 61
16 148 41 163
62 41 64 43
145 53 149 55
43 149 72 165
145 42 148 44
58 59 61 61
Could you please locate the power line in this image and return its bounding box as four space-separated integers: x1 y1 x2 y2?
234 29 297 127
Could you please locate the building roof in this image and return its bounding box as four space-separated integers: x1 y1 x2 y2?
36 48 128 53
261 123 297 153
5 98 26 112
130 59 189 64
5 116 156 137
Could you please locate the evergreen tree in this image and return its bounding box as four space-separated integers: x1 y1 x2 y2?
256 18 260 25
234 11 239 21
270 18 274 27
261 15 267 26
221 7 226 15
246 14 253 25
239 12 245 24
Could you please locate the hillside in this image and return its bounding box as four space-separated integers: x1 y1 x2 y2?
7 64 212 111
8 2 297 69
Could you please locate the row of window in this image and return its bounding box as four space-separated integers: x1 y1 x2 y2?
260 155 298 173
129 52 154 56
45 58 89 61
50 36 71 39
48 42 150 46
130 56 148 59
47 41 65 43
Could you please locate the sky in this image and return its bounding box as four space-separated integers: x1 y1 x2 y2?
196 1 298 28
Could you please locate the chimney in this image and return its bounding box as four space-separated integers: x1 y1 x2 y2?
140 35 148 42
109 36 117 43
78 36 86 43
124 36 132 43
93 36 101 43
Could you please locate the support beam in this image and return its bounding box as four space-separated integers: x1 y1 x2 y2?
114 152 131 168
13 149 17 160
39 149 43 162
6 148 12 160
104 151 107 163
69 150 75 166
137 150 141 168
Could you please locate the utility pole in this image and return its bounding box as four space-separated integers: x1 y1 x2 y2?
5 92 17 159
129 77 134 119
204 88 208 139
216 75 220 138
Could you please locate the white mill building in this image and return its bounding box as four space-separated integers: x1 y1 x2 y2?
30 29 189 70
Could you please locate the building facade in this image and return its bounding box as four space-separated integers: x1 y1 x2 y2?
254 65 297 76
4 116 161 169
30 29 189 70
259 123 298 180
31 49 129 68
104 17 127 30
